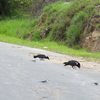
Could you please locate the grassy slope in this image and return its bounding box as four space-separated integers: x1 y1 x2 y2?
0 18 35 38
33 0 100 46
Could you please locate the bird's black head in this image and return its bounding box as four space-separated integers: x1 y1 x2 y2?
77 63 80 68
63 62 66 64
63 62 68 66
34 56 37 58
46 56 50 60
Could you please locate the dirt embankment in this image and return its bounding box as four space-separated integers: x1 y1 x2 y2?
80 5 100 52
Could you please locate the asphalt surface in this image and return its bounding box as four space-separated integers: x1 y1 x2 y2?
0 42 100 100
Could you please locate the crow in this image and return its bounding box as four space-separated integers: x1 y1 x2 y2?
94 82 98 85
40 80 48 83
63 60 80 69
33 54 49 60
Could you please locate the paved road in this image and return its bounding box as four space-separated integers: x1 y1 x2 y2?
0 42 100 100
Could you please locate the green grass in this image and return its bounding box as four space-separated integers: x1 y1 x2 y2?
0 34 100 63
0 18 35 39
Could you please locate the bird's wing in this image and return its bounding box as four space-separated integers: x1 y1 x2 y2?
75 61 79 65
40 54 46 57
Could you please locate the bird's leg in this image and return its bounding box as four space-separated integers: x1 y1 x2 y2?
40 58 44 61
72 66 76 69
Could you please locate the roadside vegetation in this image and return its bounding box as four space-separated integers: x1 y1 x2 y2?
0 0 100 62
0 34 100 62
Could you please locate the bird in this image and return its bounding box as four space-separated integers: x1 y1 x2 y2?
33 54 49 60
94 82 98 85
40 80 48 83
63 60 80 69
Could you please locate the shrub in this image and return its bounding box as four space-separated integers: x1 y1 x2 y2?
66 22 83 46
65 11 88 46
32 31 41 41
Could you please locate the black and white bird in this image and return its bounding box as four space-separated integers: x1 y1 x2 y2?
33 54 50 60
63 60 80 69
